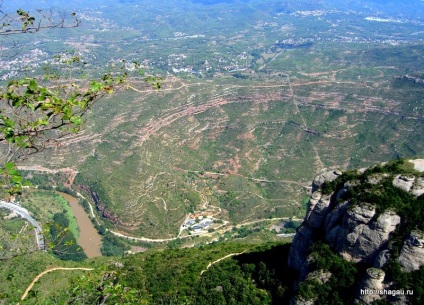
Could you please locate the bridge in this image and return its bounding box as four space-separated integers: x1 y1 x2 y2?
0 200 45 250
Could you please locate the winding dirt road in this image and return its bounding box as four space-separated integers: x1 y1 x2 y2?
19 267 94 302
200 251 246 275
109 216 302 242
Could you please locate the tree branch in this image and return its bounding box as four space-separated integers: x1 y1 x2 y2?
0 6 79 36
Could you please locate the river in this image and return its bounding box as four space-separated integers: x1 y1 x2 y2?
57 192 102 258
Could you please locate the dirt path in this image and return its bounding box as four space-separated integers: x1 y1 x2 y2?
109 216 302 242
16 166 78 174
17 166 79 187
19 267 94 302
233 217 302 228
108 229 180 242
200 251 246 275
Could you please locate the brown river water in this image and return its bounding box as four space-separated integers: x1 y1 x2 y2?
57 191 102 258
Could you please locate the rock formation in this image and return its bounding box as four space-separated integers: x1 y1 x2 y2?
288 159 424 304
356 268 385 304
398 230 424 272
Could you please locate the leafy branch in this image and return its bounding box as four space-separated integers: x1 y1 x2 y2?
0 5 79 35
0 57 135 197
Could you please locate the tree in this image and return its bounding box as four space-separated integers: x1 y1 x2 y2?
0 55 130 197
0 3 79 196
0 3 156 198
0 3 160 304
0 2 79 36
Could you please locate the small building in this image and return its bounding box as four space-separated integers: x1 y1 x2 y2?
192 225 203 231
199 219 213 228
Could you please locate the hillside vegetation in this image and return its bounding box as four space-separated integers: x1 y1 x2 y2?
13 0 424 239
1 242 294 305
2 159 424 304
25 46 424 239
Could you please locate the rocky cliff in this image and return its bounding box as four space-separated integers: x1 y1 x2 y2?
288 159 424 305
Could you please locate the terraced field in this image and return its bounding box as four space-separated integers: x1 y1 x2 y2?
22 42 424 239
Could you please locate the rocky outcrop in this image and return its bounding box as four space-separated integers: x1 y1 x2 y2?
398 230 424 272
288 160 424 304
78 184 128 227
289 171 401 270
392 175 415 193
327 206 400 264
411 177 424 197
324 201 348 239
356 268 385 305
288 190 332 272
305 193 332 229
291 270 332 305
374 249 391 269
288 225 314 272
410 159 424 172
367 173 389 185
311 170 342 192
392 174 424 197
306 269 332 285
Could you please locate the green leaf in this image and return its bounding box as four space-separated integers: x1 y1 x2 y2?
17 9 28 16
12 175 22 183
34 118 49 126
28 79 38 92
90 82 101 92
70 116 82 126
8 169 19 176
40 103 54 110
5 162 15 170
27 103 35 110
62 105 72 118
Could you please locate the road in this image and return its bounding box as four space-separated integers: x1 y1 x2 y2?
0 200 45 250
200 251 246 275
108 229 181 243
109 216 302 243
19 267 94 302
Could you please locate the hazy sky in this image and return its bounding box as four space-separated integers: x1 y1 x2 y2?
4 0 424 18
